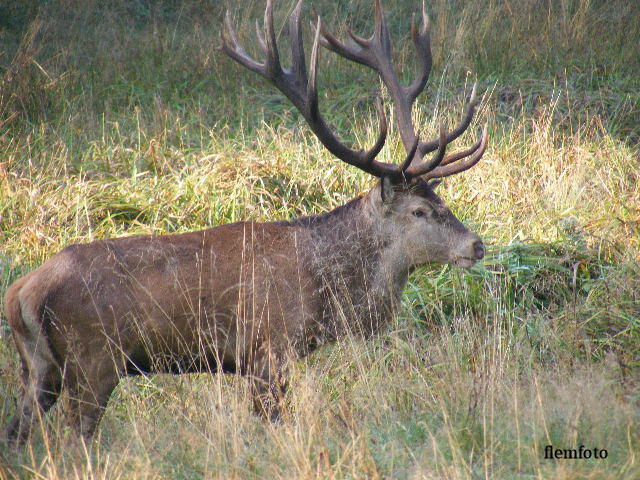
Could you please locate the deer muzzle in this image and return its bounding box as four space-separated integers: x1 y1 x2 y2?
452 235 484 268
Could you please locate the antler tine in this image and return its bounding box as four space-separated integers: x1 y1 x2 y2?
263 0 282 77
307 16 321 118
289 0 307 82
400 136 420 174
255 19 267 54
347 29 370 50
421 124 488 180
405 2 431 104
368 98 389 166
317 23 367 67
405 124 448 177
221 11 264 76
374 0 392 58
316 1 392 71
418 83 479 155
439 132 483 167
315 11 373 68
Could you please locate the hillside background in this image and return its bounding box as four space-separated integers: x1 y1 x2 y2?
0 0 639 478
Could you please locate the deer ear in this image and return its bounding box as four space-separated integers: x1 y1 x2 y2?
428 179 442 189
380 176 396 204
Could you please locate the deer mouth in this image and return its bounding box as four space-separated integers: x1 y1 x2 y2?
453 257 477 268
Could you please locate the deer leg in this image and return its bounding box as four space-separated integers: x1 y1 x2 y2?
248 351 289 422
63 357 121 439
3 355 61 446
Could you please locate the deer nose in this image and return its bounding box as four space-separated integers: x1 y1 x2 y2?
473 240 485 259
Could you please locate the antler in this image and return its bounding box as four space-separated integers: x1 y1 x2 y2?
320 0 488 180
222 0 394 177
221 0 487 181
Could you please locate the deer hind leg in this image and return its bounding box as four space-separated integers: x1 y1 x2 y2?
2 336 62 446
63 352 121 439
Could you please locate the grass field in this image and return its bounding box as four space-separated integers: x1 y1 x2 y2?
1 0 639 478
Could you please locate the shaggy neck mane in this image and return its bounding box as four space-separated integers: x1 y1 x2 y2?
279 194 366 229
283 193 408 345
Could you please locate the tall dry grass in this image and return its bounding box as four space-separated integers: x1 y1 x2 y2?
1 0 639 478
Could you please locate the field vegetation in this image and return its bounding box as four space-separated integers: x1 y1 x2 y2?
0 0 639 478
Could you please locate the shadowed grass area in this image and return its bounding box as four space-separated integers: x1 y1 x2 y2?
1 0 639 478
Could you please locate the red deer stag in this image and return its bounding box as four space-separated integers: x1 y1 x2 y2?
2 0 487 445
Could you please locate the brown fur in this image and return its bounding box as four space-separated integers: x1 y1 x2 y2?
2 178 483 444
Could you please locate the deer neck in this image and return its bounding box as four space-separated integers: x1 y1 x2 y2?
301 193 410 340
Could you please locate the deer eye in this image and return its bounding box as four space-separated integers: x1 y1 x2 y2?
412 209 426 218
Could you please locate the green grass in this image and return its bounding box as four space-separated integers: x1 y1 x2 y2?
1 0 639 478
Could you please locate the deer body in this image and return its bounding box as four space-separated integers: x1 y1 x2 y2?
3 0 488 445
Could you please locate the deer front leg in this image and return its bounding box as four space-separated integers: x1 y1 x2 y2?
247 348 290 422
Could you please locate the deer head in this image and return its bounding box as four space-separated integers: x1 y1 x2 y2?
221 0 487 269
